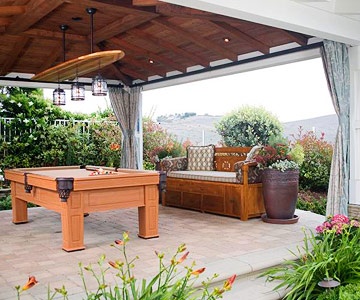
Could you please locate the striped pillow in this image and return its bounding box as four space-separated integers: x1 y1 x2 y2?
187 145 215 171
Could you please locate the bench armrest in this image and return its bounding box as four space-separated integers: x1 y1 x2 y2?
234 160 262 184
160 157 188 173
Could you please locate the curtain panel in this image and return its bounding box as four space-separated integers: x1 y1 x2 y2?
109 86 141 169
321 40 350 216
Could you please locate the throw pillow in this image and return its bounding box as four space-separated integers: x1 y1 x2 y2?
246 145 262 161
187 144 215 171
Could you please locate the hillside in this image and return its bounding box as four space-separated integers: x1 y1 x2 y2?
159 114 338 145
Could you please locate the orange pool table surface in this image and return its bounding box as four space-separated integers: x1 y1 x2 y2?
5 166 160 252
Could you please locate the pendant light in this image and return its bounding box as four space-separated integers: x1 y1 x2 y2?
87 7 108 96
71 80 85 101
53 24 68 106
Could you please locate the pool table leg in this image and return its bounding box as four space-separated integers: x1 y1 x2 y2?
11 182 28 224
61 193 85 252
138 185 159 239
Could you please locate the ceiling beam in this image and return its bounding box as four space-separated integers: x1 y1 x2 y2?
152 17 239 61
211 20 270 54
0 6 26 16
5 0 64 35
110 37 187 73
129 28 210 67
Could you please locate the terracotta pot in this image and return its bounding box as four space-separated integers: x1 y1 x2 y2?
262 169 299 220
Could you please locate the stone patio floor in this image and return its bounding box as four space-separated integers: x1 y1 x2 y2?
0 206 325 299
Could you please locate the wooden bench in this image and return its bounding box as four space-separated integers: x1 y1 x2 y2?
160 146 265 221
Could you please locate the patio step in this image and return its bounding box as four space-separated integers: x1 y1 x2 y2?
197 243 303 300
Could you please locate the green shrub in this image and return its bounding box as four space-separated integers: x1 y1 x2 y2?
215 105 283 146
292 128 333 192
339 282 360 299
296 191 327 216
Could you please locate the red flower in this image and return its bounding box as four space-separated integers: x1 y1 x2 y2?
21 276 38 291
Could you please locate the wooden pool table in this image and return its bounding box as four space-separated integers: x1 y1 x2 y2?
5 166 160 252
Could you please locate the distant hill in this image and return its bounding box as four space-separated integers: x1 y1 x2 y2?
159 114 338 145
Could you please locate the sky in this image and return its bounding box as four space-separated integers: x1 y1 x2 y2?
48 57 335 123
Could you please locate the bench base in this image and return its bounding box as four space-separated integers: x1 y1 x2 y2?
163 177 265 221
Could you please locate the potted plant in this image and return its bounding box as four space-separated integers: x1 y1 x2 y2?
254 140 304 224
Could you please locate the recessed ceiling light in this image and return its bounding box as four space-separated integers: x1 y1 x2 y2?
223 37 230 43
149 59 154 64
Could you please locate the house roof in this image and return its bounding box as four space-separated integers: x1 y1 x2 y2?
0 0 313 88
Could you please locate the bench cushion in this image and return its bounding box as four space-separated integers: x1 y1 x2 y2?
167 170 237 183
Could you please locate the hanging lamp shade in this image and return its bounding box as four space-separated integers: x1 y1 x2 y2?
71 80 85 101
53 87 66 105
92 74 108 96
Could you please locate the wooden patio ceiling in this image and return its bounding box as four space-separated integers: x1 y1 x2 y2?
0 0 312 87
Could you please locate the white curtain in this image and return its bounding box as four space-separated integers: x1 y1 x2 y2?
109 86 141 169
321 40 350 216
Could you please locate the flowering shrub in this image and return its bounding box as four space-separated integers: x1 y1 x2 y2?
262 214 360 300
16 232 236 299
291 128 333 192
254 142 304 172
143 117 185 169
316 214 360 235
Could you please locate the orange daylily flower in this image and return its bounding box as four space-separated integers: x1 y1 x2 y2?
223 274 236 291
191 267 206 276
110 143 120 151
21 276 38 291
177 251 189 264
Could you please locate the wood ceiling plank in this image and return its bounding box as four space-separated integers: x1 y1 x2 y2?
93 14 157 44
0 36 30 75
133 0 158 6
280 29 309 46
123 55 167 77
0 5 26 16
5 0 64 34
211 21 270 54
0 17 10 26
36 41 63 73
156 3 214 18
94 44 132 85
74 0 156 17
130 27 210 67
111 37 187 73
111 61 133 86
120 65 149 82
23 28 86 42
152 18 238 61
